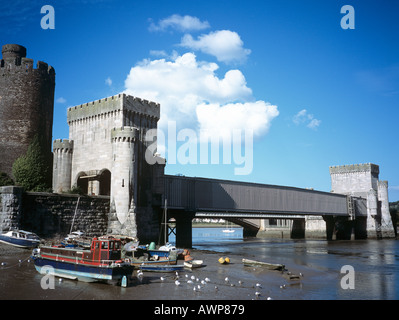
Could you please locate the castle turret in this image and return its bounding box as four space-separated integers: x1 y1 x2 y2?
0 44 55 183
109 127 139 236
52 139 74 193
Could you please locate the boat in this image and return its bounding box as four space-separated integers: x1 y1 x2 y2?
242 258 285 270
184 260 204 268
31 236 135 284
61 231 91 248
122 241 178 267
0 230 41 248
138 264 184 273
222 220 235 233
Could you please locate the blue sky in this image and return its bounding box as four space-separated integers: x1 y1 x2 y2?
1 0 399 200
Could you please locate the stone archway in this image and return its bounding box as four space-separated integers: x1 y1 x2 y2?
99 169 111 196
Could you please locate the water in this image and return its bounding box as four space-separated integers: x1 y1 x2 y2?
173 227 399 299
1 228 398 300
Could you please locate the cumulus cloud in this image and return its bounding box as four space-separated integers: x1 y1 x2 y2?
293 109 321 130
180 30 251 64
56 97 67 104
149 14 210 32
124 52 278 141
105 77 112 86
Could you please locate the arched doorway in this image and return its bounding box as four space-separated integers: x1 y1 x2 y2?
76 172 88 194
99 169 111 196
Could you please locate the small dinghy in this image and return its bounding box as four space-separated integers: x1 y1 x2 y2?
242 258 285 270
184 260 204 269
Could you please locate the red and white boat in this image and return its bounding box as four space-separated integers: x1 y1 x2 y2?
32 236 134 284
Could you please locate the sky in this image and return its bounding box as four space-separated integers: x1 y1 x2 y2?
1 0 398 201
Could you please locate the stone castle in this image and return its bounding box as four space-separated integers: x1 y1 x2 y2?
53 94 165 240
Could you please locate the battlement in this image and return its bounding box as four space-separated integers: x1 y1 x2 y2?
329 163 379 175
67 93 160 124
53 139 74 152
1 44 55 77
111 126 139 142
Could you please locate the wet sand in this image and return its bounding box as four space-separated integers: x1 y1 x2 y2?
0 243 313 300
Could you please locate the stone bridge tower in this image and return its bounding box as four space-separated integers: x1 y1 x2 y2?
330 163 395 238
0 44 55 182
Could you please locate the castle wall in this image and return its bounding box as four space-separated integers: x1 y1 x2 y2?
0 186 109 237
0 44 55 181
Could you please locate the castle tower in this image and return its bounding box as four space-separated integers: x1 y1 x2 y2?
330 163 395 238
0 44 55 181
52 139 74 193
110 127 138 229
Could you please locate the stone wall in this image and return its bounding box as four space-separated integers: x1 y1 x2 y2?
0 186 109 238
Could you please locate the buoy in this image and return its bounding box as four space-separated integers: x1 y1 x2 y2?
219 257 230 264
121 276 128 288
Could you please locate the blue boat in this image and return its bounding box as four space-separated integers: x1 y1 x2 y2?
0 230 41 248
138 264 184 272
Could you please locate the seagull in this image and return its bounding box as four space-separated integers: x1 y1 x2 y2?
59 278 63 283
175 280 181 286
299 272 303 277
201 280 206 285
197 284 201 290
187 280 193 284
225 277 229 282
267 297 273 300
205 277 210 282
255 283 261 288
193 287 197 292
280 285 286 289
18 259 22 263
1 262 6 266
191 275 195 280
196 278 199 282
185 274 189 278
175 271 179 277
215 285 218 290
255 291 261 297
238 280 243 285
160 276 165 281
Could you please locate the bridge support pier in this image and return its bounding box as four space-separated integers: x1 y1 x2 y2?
291 219 305 239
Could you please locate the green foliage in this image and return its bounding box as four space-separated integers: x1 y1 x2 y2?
0 172 14 186
12 135 52 192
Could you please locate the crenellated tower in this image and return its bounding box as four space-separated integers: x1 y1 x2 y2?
52 139 74 193
53 93 165 240
0 44 55 182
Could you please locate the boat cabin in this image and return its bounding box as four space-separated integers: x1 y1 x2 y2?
88 237 122 261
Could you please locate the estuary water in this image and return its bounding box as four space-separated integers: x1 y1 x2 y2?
174 227 399 300
0 227 398 300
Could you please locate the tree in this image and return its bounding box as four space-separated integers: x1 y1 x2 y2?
12 135 52 192
0 172 14 186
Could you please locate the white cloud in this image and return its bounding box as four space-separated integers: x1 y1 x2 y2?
180 30 251 64
124 52 278 142
149 14 210 32
105 77 112 86
293 109 321 130
56 97 67 104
